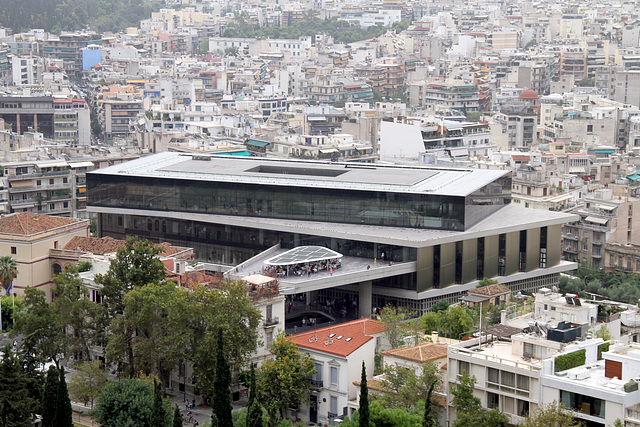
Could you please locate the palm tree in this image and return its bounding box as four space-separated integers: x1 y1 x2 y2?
0 255 18 292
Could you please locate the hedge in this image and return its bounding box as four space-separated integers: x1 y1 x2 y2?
554 349 586 373
597 342 611 360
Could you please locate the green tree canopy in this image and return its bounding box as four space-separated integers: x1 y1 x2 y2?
68 360 108 409
340 401 422 427
517 401 578 427
95 237 166 316
0 344 37 427
13 287 64 367
212 329 233 427
257 332 315 426
377 361 442 410
55 367 73 427
0 255 18 290
95 378 156 427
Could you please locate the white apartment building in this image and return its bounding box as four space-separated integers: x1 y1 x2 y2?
290 319 386 425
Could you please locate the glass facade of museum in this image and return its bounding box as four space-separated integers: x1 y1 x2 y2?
98 212 418 266
88 174 511 231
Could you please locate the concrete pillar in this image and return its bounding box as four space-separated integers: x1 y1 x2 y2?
294 233 300 247
359 280 372 318
33 113 38 132
305 291 311 309
16 113 20 134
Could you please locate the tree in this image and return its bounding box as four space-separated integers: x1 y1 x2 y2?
257 332 315 426
246 364 264 427
451 372 482 427
340 401 422 427
378 305 415 348
594 324 612 341
42 366 59 427
0 255 18 290
378 361 442 410
151 379 166 427
106 281 186 378
212 329 233 427
95 237 166 316
55 367 73 427
186 281 262 399
95 379 155 427
12 287 64 367
173 405 182 427
0 344 36 427
52 266 106 363
422 382 436 427
477 278 499 288
360 362 370 427
443 306 474 339
517 401 578 427
67 360 108 409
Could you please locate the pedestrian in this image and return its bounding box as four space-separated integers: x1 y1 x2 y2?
330 268 333 276
302 318 306 327
192 399 196 409
381 252 385 260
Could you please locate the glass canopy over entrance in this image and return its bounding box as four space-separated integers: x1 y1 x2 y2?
264 246 343 266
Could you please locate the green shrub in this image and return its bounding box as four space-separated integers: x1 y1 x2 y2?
625 381 638 393
597 342 611 360
554 349 586 373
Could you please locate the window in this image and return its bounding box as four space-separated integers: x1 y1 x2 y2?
49 203 55 210
49 179 54 185
330 396 338 415
266 331 273 349
487 392 499 409
517 399 529 417
54 241 58 249
519 230 527 272
330 366 338 386
458 361 469 376
36 180 41 186
118 216 123 226
517 375 530 395
487 368 499 389
11 247 16 255
62 177 67 184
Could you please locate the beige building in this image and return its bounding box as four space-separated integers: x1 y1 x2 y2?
0 212 89 299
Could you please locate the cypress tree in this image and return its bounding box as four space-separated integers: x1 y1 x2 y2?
422 381 436 427
151 379 165 427
56 366 73 427
359 361 369 427
246 363 263 427
212 329 232 427
173 404 182 427
42 366 59 427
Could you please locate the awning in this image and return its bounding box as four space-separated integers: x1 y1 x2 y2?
68 161 95 168
246 140 269 148
460 294 489 303
597 204 615 211
308 116 327 121
319 148 338 154
585 216 608 225
243 274 276 286
448 147 469 158
628 174 640 181
265 246 343 266
36 161 68 169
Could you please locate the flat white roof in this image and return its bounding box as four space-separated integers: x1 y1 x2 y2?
89 151 511 197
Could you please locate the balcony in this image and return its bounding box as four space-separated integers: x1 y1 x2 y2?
310 379 323 388
263 317 279 327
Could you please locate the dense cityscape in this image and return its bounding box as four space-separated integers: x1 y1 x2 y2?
0 0 639 425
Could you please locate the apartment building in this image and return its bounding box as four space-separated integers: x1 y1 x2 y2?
425 83 480 113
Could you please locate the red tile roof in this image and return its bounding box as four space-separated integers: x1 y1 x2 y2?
468 283 510 296
511 155 531 162
63 236 190 257
0 212 83 236
290 319 386 357
381 342 448 362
